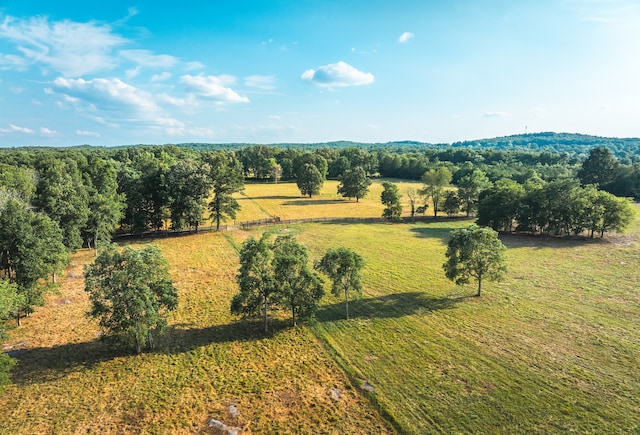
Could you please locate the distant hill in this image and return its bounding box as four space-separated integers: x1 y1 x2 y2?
173 132 640 161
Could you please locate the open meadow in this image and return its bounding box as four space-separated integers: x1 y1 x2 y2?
1 181 639 433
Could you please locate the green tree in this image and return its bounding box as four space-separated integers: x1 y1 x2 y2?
420 167 452 217
204 151 244 230
477 179 525 232
167 158 212 232
268 159 283 184
442 191 462 216
296 163 324 198
34 156 89 251
0 163 37 203
272 235 324 327
457 169 491 216
381 181 403 221
443 224 507 297
337 166 371 202
578 147 618 187
406 188 419 223
84 157 126 254
0 279 24 389
0 197 68 325
0 279 24 337
84 244 178 353
315 247 365 320
597 191 635 237
231 234 276 333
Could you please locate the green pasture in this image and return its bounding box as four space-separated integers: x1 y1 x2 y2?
1 182 639 433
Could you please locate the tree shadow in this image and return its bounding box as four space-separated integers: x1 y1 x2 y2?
238 195 297 201
8 293 463 386
497 232 609 250
8 319 290 386
409 226 458 244
316 291 466 322
283 199 346 206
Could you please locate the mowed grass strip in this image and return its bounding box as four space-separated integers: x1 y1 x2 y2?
268 215 640 434
0 231 392 434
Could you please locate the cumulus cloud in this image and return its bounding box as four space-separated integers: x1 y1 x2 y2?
398 32 414 43
181 74 249 103
301 61 374 88
76 130 100 137
0 124 34 134
0 15 127 76
51 77 184 131
39 127 58 136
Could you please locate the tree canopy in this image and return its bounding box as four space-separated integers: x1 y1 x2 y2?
84 244 178 353
381 181 403 221
337 166 371 202
420 167 452 217
443 224 507 297
296 163 324 198
315 247 365 320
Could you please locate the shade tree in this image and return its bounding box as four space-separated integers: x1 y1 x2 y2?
203 151 244 230
337 166 371 202
85 244 178 353
315 247 365 320
420 167 452 217
231 234 276 332
381 181 403 221
443 224 507 297
296 163 324 198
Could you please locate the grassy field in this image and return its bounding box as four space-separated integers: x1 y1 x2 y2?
234 179 428 223
1 181 639 433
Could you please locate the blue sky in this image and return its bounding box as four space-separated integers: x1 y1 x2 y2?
1 0 640 147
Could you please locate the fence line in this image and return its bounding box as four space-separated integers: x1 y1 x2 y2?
238 214 465 230
114 214 468 240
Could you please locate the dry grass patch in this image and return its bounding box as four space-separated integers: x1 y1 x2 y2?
0 231 392 434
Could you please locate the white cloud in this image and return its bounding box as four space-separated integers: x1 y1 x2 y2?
0 53 27 71
0 124 34 134
120 49 179 68
39 127 58 136
151 72 172 82
51 77 186 132
76 130 100 137
244 75 276 90
399 32 414 43
301 61 374 88
184 61 205 71
483 111 510 118
0 15 127 76
181 74 249 103
126 66 141 79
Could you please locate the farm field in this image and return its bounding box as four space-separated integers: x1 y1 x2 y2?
1 182 640 433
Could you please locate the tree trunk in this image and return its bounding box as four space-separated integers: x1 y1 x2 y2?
476 276 482 297
94 229 99 256
263 295 268 333
135 334 141 354
148 330 154 350
16 312 21 327
292 304 296 327
345 289 349 320
52 272 57 284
